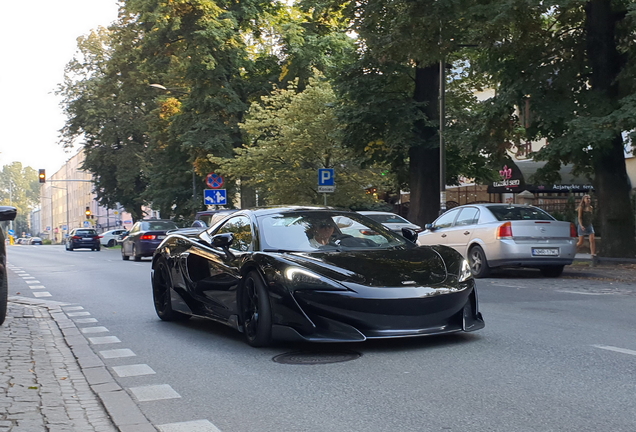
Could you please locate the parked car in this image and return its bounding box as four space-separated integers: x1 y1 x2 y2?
417 204 577 278
151 206 484 347
192 209 238 228
0 206 17 325
28 237 43 245
357 211 422 233
121 220 179 261
16 237 28 245
65 228 101 251
99 229 128 247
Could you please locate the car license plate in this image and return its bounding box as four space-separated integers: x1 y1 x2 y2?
157 235 166 240
532 248 559 256
82 238 92 241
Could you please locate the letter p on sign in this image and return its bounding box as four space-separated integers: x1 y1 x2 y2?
318 168 334 186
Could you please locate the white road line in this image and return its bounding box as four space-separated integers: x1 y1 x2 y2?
88 336 121 344
112 364 156 377
74 318 98 323
592 345 636 356
67 312 91 317
558 290 608 296
63 306 85 311
80 326 109 334
129 384 181 402
99 348 136 359
25 280 41 284
158 420 222 432
29 285 46 290
21 276 35 279
33 292 52 298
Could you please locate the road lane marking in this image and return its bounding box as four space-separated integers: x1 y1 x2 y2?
129 384 181 402
67 312 91 317
80 326 109 334
99 349 136 359
25 280 41 284
63 306 85 311
158 420 222 432
74 318 98 323
88 336 121 344
112 364 156 377
557 290 608 295
29 285 46 290
33 292 52 298
592 345 636 356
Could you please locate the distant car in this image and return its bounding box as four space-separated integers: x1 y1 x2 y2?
0 206 17 326
99 229 128 247
66 228 101 251
121 219 179 261
357 211 422 233
151 206 483 347
16 238 28 245
417 204 577 278
28 237 43 245
193 209 238 228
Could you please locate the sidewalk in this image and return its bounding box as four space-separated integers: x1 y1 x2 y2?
0 298 156 432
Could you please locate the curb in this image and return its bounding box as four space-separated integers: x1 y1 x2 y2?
8 296 157 432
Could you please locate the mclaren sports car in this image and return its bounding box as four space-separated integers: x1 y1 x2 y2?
151 207 485 347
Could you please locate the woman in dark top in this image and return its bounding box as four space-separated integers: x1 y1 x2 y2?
576 195 596 256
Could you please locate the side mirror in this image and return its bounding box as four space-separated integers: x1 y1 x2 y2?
0 206 17 222
401 227 418 243
210 233 235 259
424 223 434 231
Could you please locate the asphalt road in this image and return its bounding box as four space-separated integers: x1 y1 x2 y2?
6 245 636 432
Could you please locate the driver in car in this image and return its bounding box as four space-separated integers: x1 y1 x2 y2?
307 219 337 248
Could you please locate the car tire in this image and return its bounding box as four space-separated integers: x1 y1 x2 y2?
0 271 8 326
540 265 564 278
121 247 129 260
152 258 190 321
468 245 490 278
107 239 115 247
68 244 73 251
96 245 101 252
240 270 273 347
133 245 141 261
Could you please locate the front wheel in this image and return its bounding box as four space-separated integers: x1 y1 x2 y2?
240 271 272 347
133 245 141 261
540 265 564 278
468 245 490 278
152 258 190 321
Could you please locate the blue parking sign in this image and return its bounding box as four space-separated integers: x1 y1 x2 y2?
318 169 335 186
204 189 227 205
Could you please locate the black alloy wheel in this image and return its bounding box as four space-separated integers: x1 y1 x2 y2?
133 245 141 261
152 258 190 321
68 243 74 251
469 245 490 278
241 270 273 347
540 265 565 278
121 246 129 260
107 239 115 247
0 272 7 326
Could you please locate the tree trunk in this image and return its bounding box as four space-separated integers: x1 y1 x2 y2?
408 65 441 227
585 0 636 257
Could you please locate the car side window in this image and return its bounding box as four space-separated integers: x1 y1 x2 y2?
433 209 460 229
455 208 479 226
216 216 253 252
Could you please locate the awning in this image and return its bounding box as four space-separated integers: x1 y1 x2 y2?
487 160 594 194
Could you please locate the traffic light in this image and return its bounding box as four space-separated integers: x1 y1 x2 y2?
85 207 92 219
38 169 46 183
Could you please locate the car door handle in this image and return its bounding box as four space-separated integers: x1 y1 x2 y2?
441 234 447 238
464 231 470 235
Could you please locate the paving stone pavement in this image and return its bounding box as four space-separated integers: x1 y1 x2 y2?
1 299 156 432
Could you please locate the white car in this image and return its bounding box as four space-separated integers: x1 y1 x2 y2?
417 204 577 278
100 229 128 247
357 211 421 234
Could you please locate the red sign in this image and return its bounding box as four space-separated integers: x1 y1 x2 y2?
206 173 225 189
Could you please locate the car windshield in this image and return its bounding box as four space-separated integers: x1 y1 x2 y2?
364 213 410 224
257 211 409 251
141 221 179 231
488 205 555 221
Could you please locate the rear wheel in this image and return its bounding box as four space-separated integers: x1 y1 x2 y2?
68 243 73 251
152 258 190 321
95 244 101 251
0 272 8 326
468 245 490 278
240 271 272 347
540 265 564 278
133 245 141 261
107 239 115 247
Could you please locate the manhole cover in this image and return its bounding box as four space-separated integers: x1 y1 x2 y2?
273 350 361 365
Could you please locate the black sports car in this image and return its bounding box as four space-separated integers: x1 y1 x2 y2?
151 207 484 346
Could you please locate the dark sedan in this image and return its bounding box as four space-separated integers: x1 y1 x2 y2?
122 219 179 261
151 207 484 347
1 206 17 325
65 228 101 251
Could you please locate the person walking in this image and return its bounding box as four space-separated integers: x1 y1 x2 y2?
576 194 596 256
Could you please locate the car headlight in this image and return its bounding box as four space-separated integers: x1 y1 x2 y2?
458 259 473 282
284 267 348 291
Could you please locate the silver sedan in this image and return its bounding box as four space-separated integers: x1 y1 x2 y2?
417 204 577 278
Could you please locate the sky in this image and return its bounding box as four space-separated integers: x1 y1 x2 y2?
0 0 120 176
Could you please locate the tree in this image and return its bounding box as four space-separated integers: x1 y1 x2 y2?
211 74 394 208
0 163 40 235
471 0 636 257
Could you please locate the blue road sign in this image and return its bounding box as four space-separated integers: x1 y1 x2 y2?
318 168 335 186
204 189 227 205
8 229 14 236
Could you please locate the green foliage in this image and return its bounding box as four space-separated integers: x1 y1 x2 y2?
211 74 394 208
0 162 40 234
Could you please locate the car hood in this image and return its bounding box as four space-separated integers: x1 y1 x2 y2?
281 247 447 287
